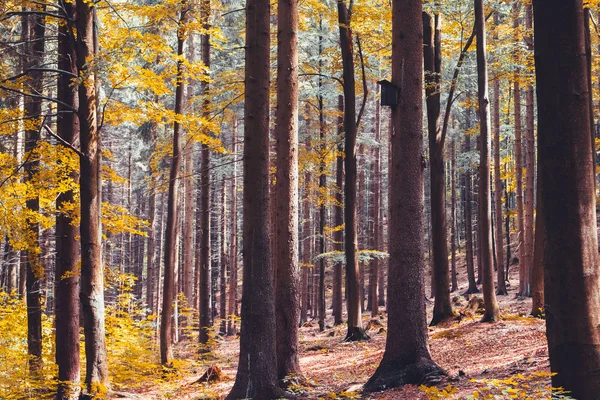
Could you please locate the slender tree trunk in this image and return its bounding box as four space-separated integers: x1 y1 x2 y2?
524 3 535 298
512 1 528 297
370 90 381 317
533 2 600 396
333 95 344 325
365 0 444 389
22 6 45 374
337 0 368 341
183 106 195 308
358 144 366 312
530 163 544 317
55 3 80 396
493 12 507 296
146 129 157 314
198 0 212 346
424 12 453 325
227 122 238 336
475 0 500 322
226 0 284 392
463 108 479 294
75 0 109 390
450 139 458 292
273 0 301 374
160 7 188 365
301 162 311 325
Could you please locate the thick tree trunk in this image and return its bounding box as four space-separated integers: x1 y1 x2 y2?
533 2 600 396
160 8 187 365
475 0 500 322
55 3 80 396
424 12 453 325
365 0 444 391
76 0 109 390
274 0 301 377
226 0 284 393
333 95 344 325
493 13 507 296
22 6 44 374
199 0 212 346
337 0 368 342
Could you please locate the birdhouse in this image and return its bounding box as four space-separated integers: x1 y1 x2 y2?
377 79 399 108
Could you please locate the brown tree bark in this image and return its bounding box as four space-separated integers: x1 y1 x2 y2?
533 1 600 396
365 0 444 391
370 90 381 317
55 2 80 396
337 0 368 342
524 3 535 299
301 158 311 325
512 1 528 297
333 95 344 325
493 12 507 296
160 6 188 365
463 106 479 294
22 6 44 374
424 12 453 325
198 0 212 347
75 0 110 390
530 163 544 317
225 0 284 392
475 0 500 322
273 0 301 377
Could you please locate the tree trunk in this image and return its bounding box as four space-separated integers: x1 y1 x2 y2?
55 2 80 396
160 7 188 365
365 0 444 389
227 121 238 336
475 0 500 322
424 12 453 325
533 1 600 396
450 139 458 292
337 0 368 342
146 122 158 314
226 0 284 393
333 95 344 325
463 108 479 294
273 0 301 376
512 1 528 297
183 108 195 309
524 3 535 299
22 6 45 374
530 162 544 317
370 90 381 317
493 12 507 296
219 180 227 335
301 160 311 325
198 0 212 347
76 0 110 390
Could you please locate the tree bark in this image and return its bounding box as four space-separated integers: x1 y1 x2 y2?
226 0 284 393
475 0 500 322
274 0 301 377
55 2 80 396
198 0 212 347
493 12 507 296
370 90 381 317
424 12 453 325
533 1 600 396
365 0 444 391
337 0 368 342
463 106 479 294
75 0 110 390
227 121 238 336
160 6 188 365
333 95 344 325
512 1 528 297
450 139 458 292
524 3 535 299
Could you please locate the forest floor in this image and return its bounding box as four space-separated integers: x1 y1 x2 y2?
122 259 551 399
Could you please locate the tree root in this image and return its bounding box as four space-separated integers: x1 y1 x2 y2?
363 357 446 393
344 326 370 342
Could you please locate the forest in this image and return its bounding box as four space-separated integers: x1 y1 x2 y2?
0 0 599 398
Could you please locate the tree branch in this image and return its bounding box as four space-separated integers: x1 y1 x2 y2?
43 125 84 158
355 34 368 130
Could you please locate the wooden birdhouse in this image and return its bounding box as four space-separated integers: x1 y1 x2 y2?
377 79 399 108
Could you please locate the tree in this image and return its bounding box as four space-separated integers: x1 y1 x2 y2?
463 103 479 295
474 0 499 322
533 1 600 397
226 0 285 392
160 4 188 365
274 0 301 379
364 0 444 391
227 120 239 336
333 95 344 325
424 11 453 325
55 1 80 397
492 12 507 296
337 0 368 342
